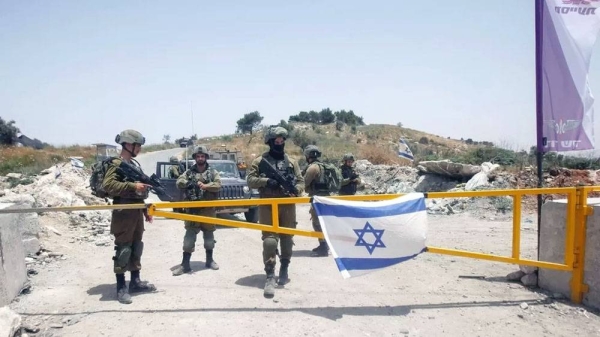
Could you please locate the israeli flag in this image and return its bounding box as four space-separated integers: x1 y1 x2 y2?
398 138 414 161
312 193 427 278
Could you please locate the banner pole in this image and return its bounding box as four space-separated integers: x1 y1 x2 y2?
535 0 545 261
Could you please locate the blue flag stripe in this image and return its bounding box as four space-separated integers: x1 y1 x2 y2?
313 197 426 218
398 152 414 160
334 248 426 271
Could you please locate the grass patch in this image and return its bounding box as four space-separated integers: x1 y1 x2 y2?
0 145 96 176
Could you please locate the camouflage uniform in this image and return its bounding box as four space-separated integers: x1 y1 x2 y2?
168 156 185 213
102 129 156 305
172 146 222 275
246 126 305 298
339 153 361 196
303 145 330 256
168 156 182 179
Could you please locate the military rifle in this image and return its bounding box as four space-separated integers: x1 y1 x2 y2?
116 160 173 201
183 174 204 201
258 158 299 196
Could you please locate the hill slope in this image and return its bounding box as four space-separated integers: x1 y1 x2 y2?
197 122 482 167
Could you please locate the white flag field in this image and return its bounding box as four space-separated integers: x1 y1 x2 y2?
311 193 428 279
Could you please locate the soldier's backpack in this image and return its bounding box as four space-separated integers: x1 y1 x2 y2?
316 162 343 194
89 157 117 198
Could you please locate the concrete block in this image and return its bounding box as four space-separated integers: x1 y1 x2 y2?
0 203 27 306
0 306 21 337
539 198 600 310
22 237 40 256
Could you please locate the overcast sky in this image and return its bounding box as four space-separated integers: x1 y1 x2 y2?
1 0 600 153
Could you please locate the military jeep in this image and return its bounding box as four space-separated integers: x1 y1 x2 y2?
155 159 259 223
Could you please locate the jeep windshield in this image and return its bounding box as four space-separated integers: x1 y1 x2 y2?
210 162 239 178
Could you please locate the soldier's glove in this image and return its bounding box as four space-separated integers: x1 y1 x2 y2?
266 179 279 188
350 173 358 180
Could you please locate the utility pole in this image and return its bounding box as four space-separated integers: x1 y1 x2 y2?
187 101 194 171
191 101 194 139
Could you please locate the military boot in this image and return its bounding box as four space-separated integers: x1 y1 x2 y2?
311 241 329 257
264 263 276 299
173 252 192 276
205 249 219 270
116 273 132 304
129 270 157 293
277 259 290 286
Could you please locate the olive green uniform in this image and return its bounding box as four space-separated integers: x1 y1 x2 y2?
246 152 305 266
304 162 330 243
169 165 182 179
102 158 149 274
340 164 361 195
176 163 222 252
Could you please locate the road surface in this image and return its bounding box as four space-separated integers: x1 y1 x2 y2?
9 149 600 337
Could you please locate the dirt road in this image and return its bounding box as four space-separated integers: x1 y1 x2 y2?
9 150 600 337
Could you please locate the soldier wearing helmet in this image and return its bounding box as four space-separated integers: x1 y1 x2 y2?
246 126 305 298
303 145 330 257
340 153 361 196
168 156 182 179
101 129 156 304
173 145 222 276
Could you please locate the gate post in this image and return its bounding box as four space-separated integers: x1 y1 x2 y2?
570 186 590 303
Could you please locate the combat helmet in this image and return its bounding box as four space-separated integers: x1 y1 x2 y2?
264 126 288 144
169 156 179 163
342 153 355 161
115 129 145 145
192 145 210 158
304 145 321 158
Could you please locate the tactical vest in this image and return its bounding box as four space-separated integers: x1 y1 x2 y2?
339 165 357 195
112 158 149 203
185 164 218 201
310 162 330 196
261 153 295 197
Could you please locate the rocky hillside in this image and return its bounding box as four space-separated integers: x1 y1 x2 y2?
197 122 484 167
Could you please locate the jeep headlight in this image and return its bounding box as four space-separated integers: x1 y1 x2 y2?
243 186 250 193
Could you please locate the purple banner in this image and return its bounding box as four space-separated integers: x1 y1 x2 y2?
540 0 600 152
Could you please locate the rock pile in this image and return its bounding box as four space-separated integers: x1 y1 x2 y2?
507 265 539 287
353 159 513 217
0 164 110 260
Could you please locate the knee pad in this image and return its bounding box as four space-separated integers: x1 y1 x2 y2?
263 237 278 257
113 244 132 273
132 240 144 258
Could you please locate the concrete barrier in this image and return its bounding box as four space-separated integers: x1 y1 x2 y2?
0 194 40 256
539 198 600 310
0 203 27 307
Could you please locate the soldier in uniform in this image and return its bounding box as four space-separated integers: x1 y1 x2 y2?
172 145 222 276
246 127 305 298
168 156 182 179
303 145 330 257
168 156 186 213
339 153 361 196
102 129 157 305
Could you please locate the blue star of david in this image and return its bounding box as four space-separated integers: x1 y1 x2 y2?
354 222 386 255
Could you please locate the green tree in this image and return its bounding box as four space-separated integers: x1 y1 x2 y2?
319 108 335 124
236 111 264 134
334 109 365 126
308 110 320 124
0 117 20 145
